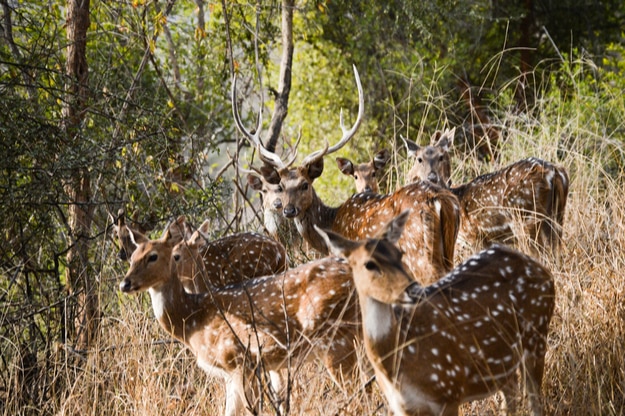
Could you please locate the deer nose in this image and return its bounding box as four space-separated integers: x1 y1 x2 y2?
427 172 440 184
272 199 283 210
119 278 133 293
283 205 298 218
363 186 372 193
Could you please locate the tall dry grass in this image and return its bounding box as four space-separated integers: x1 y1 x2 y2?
3 57 625 415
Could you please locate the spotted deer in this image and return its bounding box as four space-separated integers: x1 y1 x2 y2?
403 129 569 253
336 148 390 194
173 218 289 292
244 169 309 260
317 211 555 416
120 227 360 416
233 66 460 285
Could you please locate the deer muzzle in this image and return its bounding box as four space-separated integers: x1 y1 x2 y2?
283 205 299 218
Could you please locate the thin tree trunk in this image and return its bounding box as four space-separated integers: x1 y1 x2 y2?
63 0 95 350
264 0 294 153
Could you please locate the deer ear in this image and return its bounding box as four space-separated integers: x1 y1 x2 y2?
373 149 390 170
260 165 281 185
400 135 420 157
336 157 354 176
314 225 360 258
436 128 455 151
188 220 210 245
379 210 410 244
163 216 186 244
247 173 264 191
307 157 325 180
127 227 138 248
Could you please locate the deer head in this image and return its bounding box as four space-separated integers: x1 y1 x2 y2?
111 209 149 261
336 148 390 194
233 65 364 220
402 128 455 186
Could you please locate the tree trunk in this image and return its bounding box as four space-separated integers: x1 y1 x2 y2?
63 0 96 350
264 0 294 153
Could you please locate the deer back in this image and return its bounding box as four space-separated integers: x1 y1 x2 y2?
320 216 555 416
173 220 288 292
333 181 460 284
454 157 570 250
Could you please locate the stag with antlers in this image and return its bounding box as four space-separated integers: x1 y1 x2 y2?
233 66 460 284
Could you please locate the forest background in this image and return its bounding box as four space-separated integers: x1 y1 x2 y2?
1 0 625 414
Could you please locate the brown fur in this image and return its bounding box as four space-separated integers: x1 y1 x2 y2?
120 230 360 416
406 133 570 254
320 215 555 416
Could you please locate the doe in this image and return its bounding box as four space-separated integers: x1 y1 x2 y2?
317 211 555 416
403 128 569 254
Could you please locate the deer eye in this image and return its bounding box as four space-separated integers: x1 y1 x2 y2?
417 157 423 163
276 186 283 193
354 174 359 180
365 261 379 272
148 253 158 263
173 253 181 262
439 155 444 162
301 183 309 191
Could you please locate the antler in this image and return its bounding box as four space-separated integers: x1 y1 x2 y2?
301 65 365 167
232 75 290 169
233 65 364 170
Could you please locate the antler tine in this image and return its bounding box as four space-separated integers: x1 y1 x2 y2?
226 148 261 177
302 65 365 166
282 127 302 168
232 75 262 147
232 75 287 170
399 134 410 148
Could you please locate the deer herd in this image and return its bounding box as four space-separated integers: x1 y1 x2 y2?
113 66 565 415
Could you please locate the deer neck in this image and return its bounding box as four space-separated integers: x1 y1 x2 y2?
148 268 209 343
294 191 338 254
359 296 400 364
263 207 283 238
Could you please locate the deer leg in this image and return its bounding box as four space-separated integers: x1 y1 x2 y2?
269 370 287 414
522 352 545 416
224 372 249 416
499 374 520 415
322 330 360 390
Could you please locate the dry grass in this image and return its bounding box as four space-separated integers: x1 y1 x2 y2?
4 63 625 415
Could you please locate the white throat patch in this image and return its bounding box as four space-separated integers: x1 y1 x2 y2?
363 297 392 342
149 288 166 320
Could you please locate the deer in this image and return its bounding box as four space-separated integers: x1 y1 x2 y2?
336 149 390 194
119 226 361 416
244 168 310 260
173 218 289 292
117 214 288 293
233 65 460 285
316 211 555 416
403 128 570 254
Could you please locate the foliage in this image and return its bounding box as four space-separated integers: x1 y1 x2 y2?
1 0 625 414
